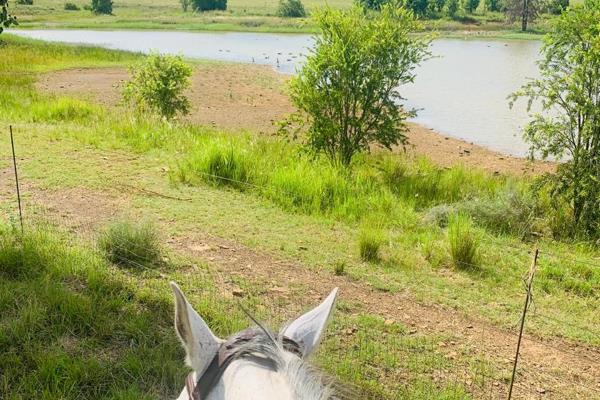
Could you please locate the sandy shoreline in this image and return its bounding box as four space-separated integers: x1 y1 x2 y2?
37 63 555 176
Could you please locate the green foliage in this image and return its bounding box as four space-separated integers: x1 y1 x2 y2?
510 0 600 238
333 260 346 275
0 0 18 35
64 2 80 10
355 0 390 10
359 227 385 262
547 0 568 14
448 213 480 269
180 0 192 11
287 5 430 166
123 53 192 120
405 0 430 15
0 225 185 399
99 221 163 268
484 0 500 11
16 0 33 5
191 0 227 11
504 0 542 30
277 0 307 17
446 0 460 16
463 0 479 13
91 0 112 14
30 97 98 122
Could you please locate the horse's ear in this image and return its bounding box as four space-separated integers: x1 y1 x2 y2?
171 282 222 375
281 288 338 358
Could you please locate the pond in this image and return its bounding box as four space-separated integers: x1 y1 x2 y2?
12 29 542 156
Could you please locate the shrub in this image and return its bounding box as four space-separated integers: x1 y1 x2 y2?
180 0 192 11
64 2 80 9
463 0 479 13
191 0 226 11
0 0 18 35
123 53 192 120
278 0 306 17
547 0 568 14
98 221 162 268
446 0 460 16
359 227 385 262
91 0 112 14
16 0 33 5
448 214 479 269
287 5 430 165
355 0 389 10
484 0 501 11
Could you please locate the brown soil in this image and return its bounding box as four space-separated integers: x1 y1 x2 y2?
3 170 597 399
37 65 555 176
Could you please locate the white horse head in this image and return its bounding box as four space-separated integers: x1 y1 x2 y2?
171 282 339 400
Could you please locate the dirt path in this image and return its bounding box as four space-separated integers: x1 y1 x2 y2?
37 65 555 176
3 170 597 399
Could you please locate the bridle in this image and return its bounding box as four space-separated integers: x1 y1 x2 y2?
184 328 303 400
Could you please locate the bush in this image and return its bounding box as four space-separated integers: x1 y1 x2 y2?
484 0 501 11
191 0 226 11
64 1 80 9
0 0 18 36
463 0 479 13
123 53 192 120
278 0 306 17
355 0 389 10
98 221 162 268
547 0 568 14
446 0 460 16
448 214 479 269
359 227 384 262
91 0 112 14
287 5 430 165
16 0 33 5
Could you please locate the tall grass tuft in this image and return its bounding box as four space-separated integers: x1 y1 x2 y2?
448 213 480 269
359 227 385 262
98 221 162 268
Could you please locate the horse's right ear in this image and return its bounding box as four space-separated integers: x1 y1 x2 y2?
171 282 222 376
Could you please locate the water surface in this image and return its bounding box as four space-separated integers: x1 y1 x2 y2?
12 29 542 156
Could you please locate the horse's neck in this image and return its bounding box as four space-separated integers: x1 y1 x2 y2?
177 359 294 400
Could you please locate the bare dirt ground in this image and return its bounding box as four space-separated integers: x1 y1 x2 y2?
2 164 598 399
37 65 555 176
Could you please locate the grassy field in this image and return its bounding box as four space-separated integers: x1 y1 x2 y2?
1 35 599 399
10 0 554 37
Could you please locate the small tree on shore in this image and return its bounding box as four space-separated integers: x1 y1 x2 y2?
191 0 226 11
0 0 18 34
123 53 193 120
91 0 112 14
464 0 480 13
180 0 192 12
504 0 541 31
510 0 600 237
286 4 430 166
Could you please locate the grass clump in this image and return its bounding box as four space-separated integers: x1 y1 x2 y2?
359 227 385 262
448 213 480 269
30 97 99 123
98 221 162 268
64 2 80 10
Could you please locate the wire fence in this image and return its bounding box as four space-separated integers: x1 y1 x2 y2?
2 129 600 400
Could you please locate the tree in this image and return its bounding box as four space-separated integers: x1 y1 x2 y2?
180 0 192 12
191 0 226 11
446 0 459 16
484 0 501 12
464 0 480 13
277 0 306 17
91 0 112 14
509 0 600 237
123 53 193 120
504 0 541 31
355 0 390 10
1 0 18 35
286 4 430 166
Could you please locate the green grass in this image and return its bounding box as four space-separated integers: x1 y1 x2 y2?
11 0 553 36
1 35 599 399
447 214 480 270
98 220 163 268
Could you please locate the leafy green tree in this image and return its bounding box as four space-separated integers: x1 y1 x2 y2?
405 0 429 15
355 0 390 10
484 0 500 11
180 0 192 12
0 0 18 34
91 0 112 14
277 0 306 17
463 0 479 13
446 0 459 16
510 0 600 237
191 0 226 11
287 4 430 166
504 0 541 31
123 53 193 120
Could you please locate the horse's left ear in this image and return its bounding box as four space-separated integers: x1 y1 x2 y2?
281 288 338 358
